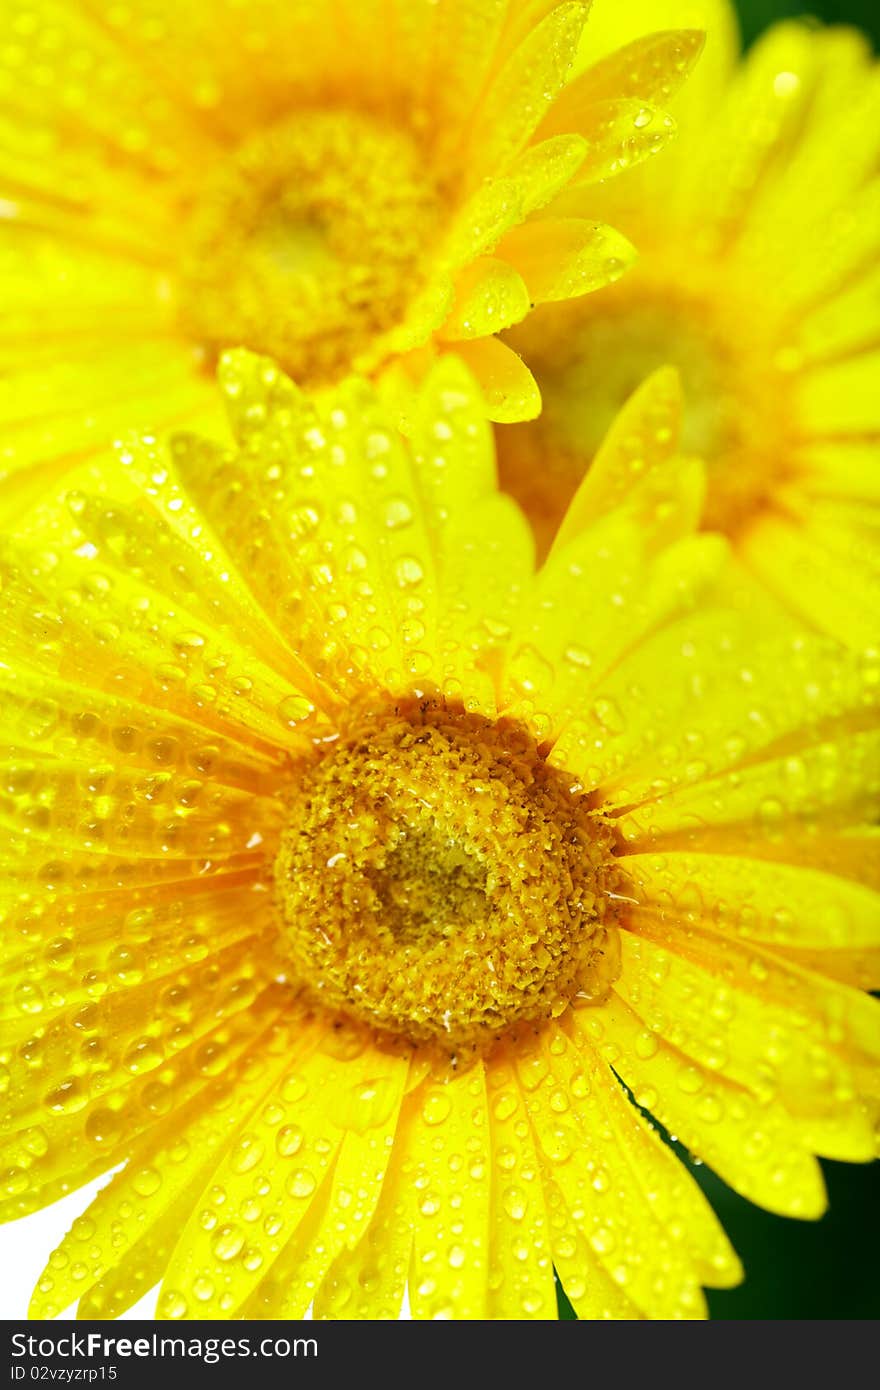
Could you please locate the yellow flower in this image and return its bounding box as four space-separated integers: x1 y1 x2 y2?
3 353 878 1321
496 0 880 647
0 0 703 520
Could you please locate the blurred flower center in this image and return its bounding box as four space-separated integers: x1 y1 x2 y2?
497 264 796 554
178 109 443 386
274 698 622 1051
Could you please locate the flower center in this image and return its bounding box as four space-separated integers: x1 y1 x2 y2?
274 698 622 1051
177 109 442 387
497 267 795 555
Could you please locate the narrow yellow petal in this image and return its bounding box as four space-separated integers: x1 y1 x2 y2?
438 257 531 341
463 2 589 186
561 28 705 108
518 1028 708 1317
613 930 877 1161
408 1065 491 1319
550 366 685 555
542 98 676 185
157 1037 355 1319
741 513 879 651
454 337 542 423
576 996 828 1219
484 1046 557 1319
242 1047 409 1318
29 995 294 1320
497 218 635 303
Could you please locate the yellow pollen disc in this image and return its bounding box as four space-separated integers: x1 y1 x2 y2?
177 110 442 387
498 267 795 554
274 699 622 1051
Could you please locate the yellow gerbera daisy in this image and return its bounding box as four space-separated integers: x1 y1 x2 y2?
2 353 877 1321
496 0 880 647
0 0 704 521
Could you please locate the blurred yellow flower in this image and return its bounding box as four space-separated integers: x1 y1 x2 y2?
0 0 702 518
496 0 880 646
2 354 877 1320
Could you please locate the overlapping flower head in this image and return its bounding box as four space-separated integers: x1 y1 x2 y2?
0 0 706 520
1 354 877 1320
496 0 880 646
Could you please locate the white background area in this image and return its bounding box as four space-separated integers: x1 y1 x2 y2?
0 1179 412 1320
1 1176 158 1320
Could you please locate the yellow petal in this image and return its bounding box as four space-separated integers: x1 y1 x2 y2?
314 1090 418 1320
615 736 880 881
563 28 705 108
576 995 828 1219
541 98 676 184
497 217 635 303
554 613 879 808
454 337 542 422
795 351 880 435
613 929 877 1161
158 1035 359 1319
550 366 685 555
595 1059 742 1290
408 1065 491 1318
504 524 724 740
622 852 880 953
441 134 589 270
463 2 589 186
483 1047 557 1319
740 511 879 650
1 945 280 1224
29 993 295 1320
438 257 531 341
518 1027 708 1317
242 1045 409 1318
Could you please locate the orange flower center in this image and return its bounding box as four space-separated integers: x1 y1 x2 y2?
177 109 443 387
497 262 798 556
274 698 622 1052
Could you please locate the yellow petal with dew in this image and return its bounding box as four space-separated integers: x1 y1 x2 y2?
574 995 828 1219
408 1064 491 1319
454 337 542 423
463 2 589 187
241 1045 409 1317
549 366 684 556
157 1034 364 1318
613 928 877 1161
439 257 532 341
518 1027 707 1317
497 218 635 303
29 995 297 1319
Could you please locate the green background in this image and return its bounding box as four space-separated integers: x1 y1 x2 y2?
736 0 880 45
559 0 880 1321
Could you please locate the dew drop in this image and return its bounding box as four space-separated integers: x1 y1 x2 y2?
286 1168 317 1198
230 1134 264 1174
278 694 313 728
212 1224 245 1261
44 1078 87 1115
492 1091 517 1123
123 1037 163 1075
421 1091 451 1126
503 1187 527 1221
383 497 413 530
85 1108 122 1146
275 1125 304 1157
159 1289 188 1319
395 555 424 588
131 1167 162 1198
14 982 44 1016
